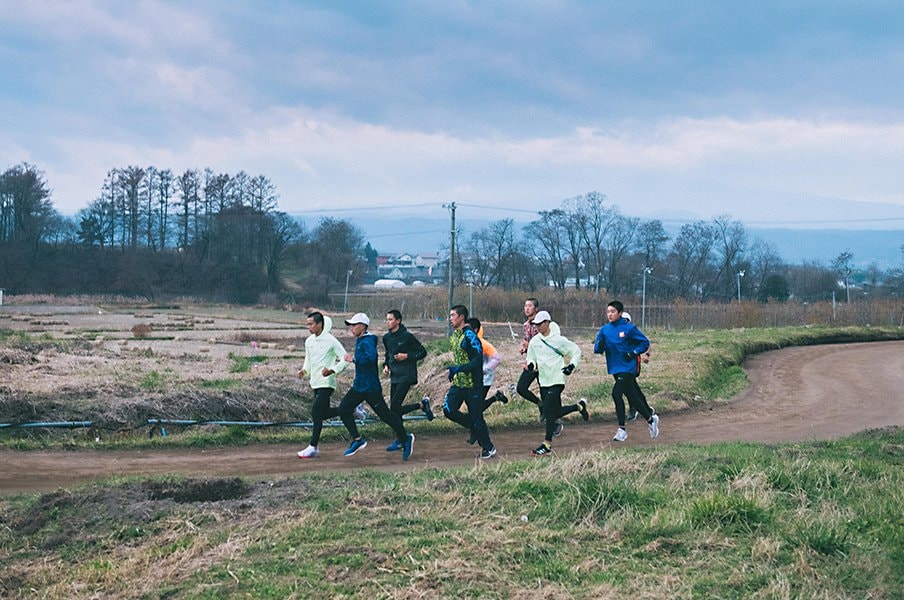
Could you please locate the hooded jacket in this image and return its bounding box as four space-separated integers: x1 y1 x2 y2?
302 315 349 389
526 321 581 387
382 323 428 384
593 317 651 375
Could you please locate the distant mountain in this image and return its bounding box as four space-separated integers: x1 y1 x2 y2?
747 228 902 269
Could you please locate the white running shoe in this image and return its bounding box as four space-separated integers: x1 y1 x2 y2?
297 445 320 459
648 414 660 439
612 428 628 442
354 404 368 422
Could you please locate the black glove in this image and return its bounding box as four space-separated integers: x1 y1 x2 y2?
624 352 636 361
526 362 535 371
447 366 458 381
562 364 575 376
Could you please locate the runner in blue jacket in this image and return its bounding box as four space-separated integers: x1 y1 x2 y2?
593 300 660 442
337 313 414 460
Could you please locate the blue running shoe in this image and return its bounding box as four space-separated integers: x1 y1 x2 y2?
385 439 403 452
343 437 367 456
402 433 415 461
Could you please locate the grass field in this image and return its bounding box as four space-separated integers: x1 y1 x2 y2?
1 428 901 598
2 309 903 598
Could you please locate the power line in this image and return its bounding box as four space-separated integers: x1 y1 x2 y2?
366 229 447 239
289 202 440 214
455 202 541 215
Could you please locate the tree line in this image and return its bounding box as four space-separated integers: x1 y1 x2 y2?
1 163 902 304
0 163 369 303
452 192 903 303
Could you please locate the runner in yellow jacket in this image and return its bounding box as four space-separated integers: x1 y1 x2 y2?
525 311 589 456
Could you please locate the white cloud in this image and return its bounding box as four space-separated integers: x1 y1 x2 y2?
24 105 904 218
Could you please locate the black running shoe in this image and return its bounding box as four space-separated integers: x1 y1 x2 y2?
578 398 589 421
531 443 552 456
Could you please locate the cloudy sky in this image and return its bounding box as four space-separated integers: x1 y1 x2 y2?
2 1 904 230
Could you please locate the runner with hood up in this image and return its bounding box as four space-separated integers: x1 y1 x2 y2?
525 311 588 456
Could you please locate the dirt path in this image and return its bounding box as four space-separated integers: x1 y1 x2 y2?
3 341 903 495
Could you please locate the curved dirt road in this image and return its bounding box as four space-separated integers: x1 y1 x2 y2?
3 340 903 495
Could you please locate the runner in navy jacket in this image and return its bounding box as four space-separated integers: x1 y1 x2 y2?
336 313 414 460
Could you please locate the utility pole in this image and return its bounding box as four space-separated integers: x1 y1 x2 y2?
736 269 745 302
343 269 353 312
443 202 456 336
641 266 652 329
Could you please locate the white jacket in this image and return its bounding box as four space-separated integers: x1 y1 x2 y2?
526 321 581 388
302 315 349 389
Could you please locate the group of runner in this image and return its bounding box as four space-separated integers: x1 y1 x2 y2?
295 298 661 461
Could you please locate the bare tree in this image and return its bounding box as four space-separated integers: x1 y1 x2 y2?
155 169 174 250
203 170 232 213
526 209 570 289
571 192 615 292
747 238 783 298
464 227 494 287
118 165 145 249
712 216 748 300
669 220 717 299
175 169 201 251
0 163 57 248
307 217 365 299
465 219 518 288
263 213 305 293
560 196 588 288
603 213 639 295
832 250 855 303
635 219 670 269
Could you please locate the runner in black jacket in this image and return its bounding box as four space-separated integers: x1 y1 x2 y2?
382 309 432 452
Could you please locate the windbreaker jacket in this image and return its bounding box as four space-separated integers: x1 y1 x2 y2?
302 315 349 389
351 332 382 393
449 325 483 389
526 321 581 387
593 317 651 375
382 323 428 384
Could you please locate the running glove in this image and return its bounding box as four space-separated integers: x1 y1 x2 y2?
562 364 575 375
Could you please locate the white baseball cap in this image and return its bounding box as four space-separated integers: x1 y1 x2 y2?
532 310 552 324
345 312 370 326
622 311 632 322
